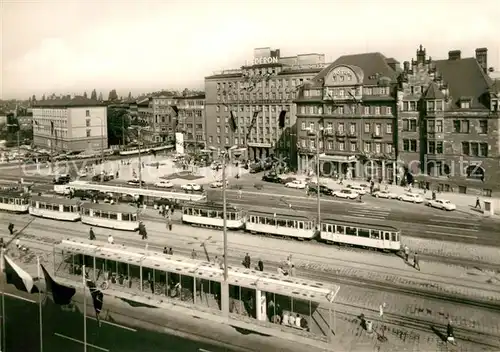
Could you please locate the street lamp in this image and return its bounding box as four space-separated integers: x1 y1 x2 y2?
93 116 106 182
128 126 149 189
6 124 22 183
209 144 237 317
305 126 330 226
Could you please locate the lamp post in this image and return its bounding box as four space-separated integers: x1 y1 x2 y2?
209 144 237 316
305 126 327 225
93 116 105 182
7 124 22 183
129 126 149 189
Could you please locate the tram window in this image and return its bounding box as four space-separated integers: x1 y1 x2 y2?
183 208 188 215
102 212 110 219
391 233 397 242
384 232 390 240
122 213 130 221
229 212 234 220
257 216 263 224
132 214 137 221
200 209 207 217
345 226 357 236
298 221 303 229
109 212 118 220
358 228 370 238
396 233 399 241
63 205 71 212
328 224 333 233
276 219 285 227
39 203 45 209
83 208 90 216
31 200 36 207
370 230 380 240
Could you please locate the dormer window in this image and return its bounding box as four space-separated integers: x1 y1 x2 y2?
427 101 435 111
436 100 443 111
491 99 499 112
460 98 471 109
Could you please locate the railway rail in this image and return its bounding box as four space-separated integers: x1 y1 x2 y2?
6 230 500 350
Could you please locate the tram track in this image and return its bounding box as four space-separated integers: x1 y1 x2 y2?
7 230 500 350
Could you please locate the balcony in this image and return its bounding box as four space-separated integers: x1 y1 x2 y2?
335 131 346 138
347 132 357 138
372 133 383 139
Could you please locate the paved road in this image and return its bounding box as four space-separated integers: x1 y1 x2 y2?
1 286 244 352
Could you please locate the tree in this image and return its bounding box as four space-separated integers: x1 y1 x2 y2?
107 107 130 146
128 92 132 100
42 94 46 101
90 89 97 100
83 91 88 98
108 89 118 101
182 88 189 97
32 95 36 102
98 92 103 101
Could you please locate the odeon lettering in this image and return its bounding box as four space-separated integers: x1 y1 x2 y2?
253 57 279 65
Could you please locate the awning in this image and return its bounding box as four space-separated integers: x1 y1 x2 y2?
319 153 357 163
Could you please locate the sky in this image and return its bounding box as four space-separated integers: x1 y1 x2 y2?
1 0 500 100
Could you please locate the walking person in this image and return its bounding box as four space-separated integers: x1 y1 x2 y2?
475 197 481 209
413 252 420 271
404 245 409 262
243 253 251 269
258 259 264 272
108 235 114 245
238 189 242 199
168 247 173 255
89 227 96 241
8 223 14 235
167 217 173 231
447 319 455 344
191 249 197 259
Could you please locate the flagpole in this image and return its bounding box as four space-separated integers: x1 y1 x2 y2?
1 249 5 352
37 256 43 352
82 265 87 352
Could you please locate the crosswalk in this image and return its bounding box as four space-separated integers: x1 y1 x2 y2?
345 206 390 220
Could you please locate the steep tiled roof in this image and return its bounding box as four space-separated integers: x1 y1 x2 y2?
175 94 205 100
32 96 104 108
434 57 492 109
423 82 445 99
313 52 398 85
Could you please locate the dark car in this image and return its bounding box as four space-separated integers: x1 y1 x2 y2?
53 174 71 184
92 173 113 182
308 183 334 196
262 174 281 183
127 179 146 186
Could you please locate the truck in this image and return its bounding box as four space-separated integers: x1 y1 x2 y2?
54 184 71 195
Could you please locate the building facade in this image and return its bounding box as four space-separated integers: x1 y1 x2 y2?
398 46 500 195
136 93 177 144
295 52 399 181
32 97 107 153
205 47 326 163
175 94 206 152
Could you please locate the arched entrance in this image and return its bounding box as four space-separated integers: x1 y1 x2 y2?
466 165 485 181
426 161 450 177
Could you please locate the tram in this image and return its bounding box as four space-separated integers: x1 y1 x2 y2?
0 191 30 213
29 195 81 221
80 202 140 231
320 218 401 251
181 202 245 229
246 208 317 240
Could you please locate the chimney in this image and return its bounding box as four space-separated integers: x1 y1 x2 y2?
475 47 488 74
416 45 426 65
448 50 461 60
403 61 410 72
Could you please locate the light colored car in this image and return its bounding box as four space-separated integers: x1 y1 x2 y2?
398 192 424 203
426 199 456 211
154 180 174 188
77 171 88 178
181 183 202 191
285 180 307 189
373 190 398 199
210 180 228 188
333 189 359 199
348 185 367 195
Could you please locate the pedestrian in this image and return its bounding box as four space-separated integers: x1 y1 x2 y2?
475 197 481 209
15 239 21 249
404 245 409 262
290 265 296 277
447 319 455 344
191 249 197 259
107 235 114 245
0 237 4 249
243 253 251 269
168 247 173 255
413 252 420 271
258 259 264 272
238 189 242 199
163 247 168 254
167 218 172 231
8 223 14 235
89 227 96 241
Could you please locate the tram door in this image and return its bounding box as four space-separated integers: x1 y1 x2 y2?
383 231 391 248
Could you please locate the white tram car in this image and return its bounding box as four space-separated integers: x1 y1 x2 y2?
29 195 81 221
181 202 245 229
246 208 317 240
0 191 30 213
81 202 140 231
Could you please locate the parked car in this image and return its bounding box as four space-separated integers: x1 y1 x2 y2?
372 190 398 199
332 189 359 199
127 179 146 186
262 174 281 183
53 174 71 184
285 180 307 189
308 183 334 196
154 180 174 188
210 180 228 188
398 192 424 203
425 199 456 211
347 184 367 195
181 183 202 191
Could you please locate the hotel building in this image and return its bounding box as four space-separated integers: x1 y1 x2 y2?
204 47 327 163
32 96 107 153
175 94 206 152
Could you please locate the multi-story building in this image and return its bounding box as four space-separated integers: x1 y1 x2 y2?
32 96 107 153
136 93 177 144
205 47 326 163
295 52 399 181
398 46 500 194
175 94 206 152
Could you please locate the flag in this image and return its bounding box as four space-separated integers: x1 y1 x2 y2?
86 280 104 317
50 121 54 134
3 254 37 293
40 264 76 305
171 105 179 114
347 90 360 105
229 111 237 132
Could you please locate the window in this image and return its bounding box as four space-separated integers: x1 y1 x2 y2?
386 124 392 134
403 139 417 152
301 122 306 130
463 142 488 157
216 106 220 112
350 142 356 152
364 142 371 152
386 144 393 153
374 124 381 136
327 141 333 149
216 116 220 123
225 126 229 133
402 119 417 132
86 129 91 137
86 119 90 127
209 136 213 143
386 106 392 115
375 106 380 115
479 120 488 134
427 141 443 154
338 106 344 114
460 101 471 109
453 120 469 133
480 143 488 157
364 106 370 115
375 143 381 153
436 120 443 133
350 123 356 134
409 101 416 111
216 126 221 133
462 141 469 155
338 142 345 151
309 122 314 131
85 110 90 117
310 140 315 149
338 123 344 133
217 136 221 143
364 123 370 133
427 120 435 132
427 101 435 111
225 137 229 144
